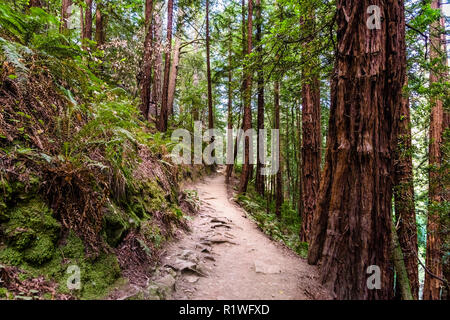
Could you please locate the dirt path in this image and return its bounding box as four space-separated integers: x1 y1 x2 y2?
160 171 330 300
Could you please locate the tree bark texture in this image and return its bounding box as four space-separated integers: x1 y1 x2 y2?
307 0 406 300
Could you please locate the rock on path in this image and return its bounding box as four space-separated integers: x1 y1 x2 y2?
160 172 330 300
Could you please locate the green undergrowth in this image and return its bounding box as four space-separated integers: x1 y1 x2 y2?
236 186 308 258
0 4 200 300
0 197 121 299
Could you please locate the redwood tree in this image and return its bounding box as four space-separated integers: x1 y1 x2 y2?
299 12 321 243
60 0 72 33
255 0 265 196
423 0 449 300
82 0 93 42
158 0 174 132
206 0 214 143
138 0 154 120
225 29 233 184
238 0 253 194
167 11 185 117
307 0 406 299
274 80 282 217
95 2 105 48
393 77 419 299
151 12 163 120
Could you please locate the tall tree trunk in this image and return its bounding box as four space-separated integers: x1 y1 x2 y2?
296 105 304 221
299 11 321 243
138 0 154 120
393 77 419 299
206 0 214 147
274 80 283 217
80 6 84 41
238 0 253 194
158 0 174 132
424 0 449 301
391 220 414 300
151 12 163 120
300 71 321 242
95 2 105 48
167 10 185 117
307 0 405 300
226 28 234 183
228 0 246 183
167 37 181 116
82 0 93 45
255 0 265 196
60 0 72 33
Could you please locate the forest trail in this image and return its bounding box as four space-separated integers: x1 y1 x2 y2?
161 170 330 300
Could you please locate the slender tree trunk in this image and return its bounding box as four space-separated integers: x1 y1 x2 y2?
274 80 283 217
80 6 84 40
167 11 185 117
95 2 105 48
393 77 419 299
167 37 181 115
307 0 405 299
299 11 321 243
296 105 304 221
192 40 200 122
158 0 174 132
238 0 253 194
138 0 154 120
300 73 321 242
226 30 234 184
424 0 449 301
229 0 246 183
60 0 72 33
391 220 414 300
151 12 163 120
255 0 265 196
82 0 93 44
206 0 215 148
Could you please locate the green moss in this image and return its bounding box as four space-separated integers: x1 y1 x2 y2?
80 254 121 300
0 247 23 265
103 203 132 247
61 232 85 259
0 223 122 300
0 287 9 299
23 235 55 265
1 198 60 267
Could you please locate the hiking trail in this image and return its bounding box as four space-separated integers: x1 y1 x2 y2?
159 170 330 300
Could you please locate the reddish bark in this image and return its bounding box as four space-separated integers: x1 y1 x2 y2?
274 80 283 217
423 0 449 300
238 0 253 194
138 0 154 120
151 12 163 120
95 3 105 48
255 0 265 196
393 78 419 299
60 0 72 33
83 0 93 41
307 0 406 299
300 74 321 243
167 10 184 117
206 0 214 134
158 0 174 132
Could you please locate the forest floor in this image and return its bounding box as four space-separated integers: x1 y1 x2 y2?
157 168 331 300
